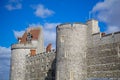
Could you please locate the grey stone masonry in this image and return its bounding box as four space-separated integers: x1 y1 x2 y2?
56 23 88 80
87 32 120 80
10 44 34 80
56 19 120 80
10 27 44 80
25 50 56 80
10 19 120 80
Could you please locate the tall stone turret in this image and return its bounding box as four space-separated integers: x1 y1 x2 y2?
86 19 100 48
87 19 100 34
10 27 44 80
56 23 88 80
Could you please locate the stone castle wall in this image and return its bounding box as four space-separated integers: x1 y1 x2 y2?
56 23 88 80
10 19 120 80
25 50 56 80
87 32 120 80
55 20 120 80
10 27 44 80
10 44 33 80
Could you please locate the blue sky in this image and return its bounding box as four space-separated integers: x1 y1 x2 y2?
0 0 120 80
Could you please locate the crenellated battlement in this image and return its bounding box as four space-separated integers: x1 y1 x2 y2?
57 19 100 35
57 23 87 31
91 31 120 48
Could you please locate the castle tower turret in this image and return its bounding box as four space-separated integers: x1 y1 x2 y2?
56 23 88 80
86 19 100 34
10 27 44 80
86 19 100 48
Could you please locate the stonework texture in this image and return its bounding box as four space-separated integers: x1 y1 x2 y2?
56 20 120 80
10 19 120 80
10 27 44 80
56 23 88 80
25 50 56 80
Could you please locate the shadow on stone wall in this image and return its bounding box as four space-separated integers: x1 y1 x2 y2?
45 58 56 80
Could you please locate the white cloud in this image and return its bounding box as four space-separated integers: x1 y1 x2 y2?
29 23 42 28
0 46 11 80
43 30 56 48
106 26 120 33
33 4 54 18
44 23 60 30
0 46 11 58
5 0 22 11
13 30 25 38
91 0 120 33
43 23 60 48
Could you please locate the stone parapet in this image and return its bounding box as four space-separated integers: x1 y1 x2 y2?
11 43 36 50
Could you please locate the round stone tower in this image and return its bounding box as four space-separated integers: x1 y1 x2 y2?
10 27 44 80
11 44 36 80
56 23 88 80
